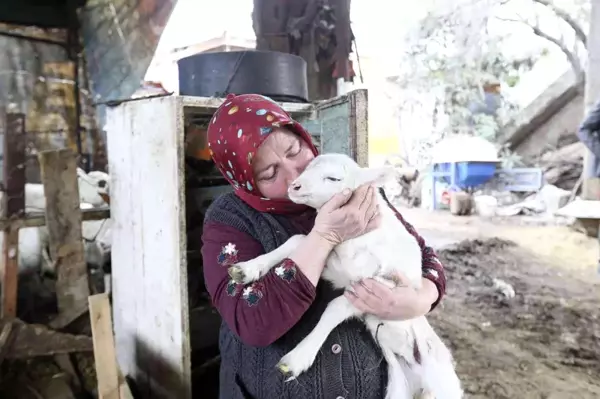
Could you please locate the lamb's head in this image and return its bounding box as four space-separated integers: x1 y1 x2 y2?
287 153 395 209
77 168 110 206
87 171 110 196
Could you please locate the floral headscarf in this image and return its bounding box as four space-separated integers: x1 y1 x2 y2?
207 93 319 214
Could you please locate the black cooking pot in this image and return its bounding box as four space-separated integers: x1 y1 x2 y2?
177 50 309 103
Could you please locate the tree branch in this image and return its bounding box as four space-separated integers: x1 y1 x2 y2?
531 25 583 76
496 16 583 78
532 0 587 48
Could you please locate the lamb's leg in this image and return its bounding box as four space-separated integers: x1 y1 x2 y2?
228 234 305 284
364 317 414 399
414 342 463 399
277 295 361 379
414 356 463 399
380 345 413 399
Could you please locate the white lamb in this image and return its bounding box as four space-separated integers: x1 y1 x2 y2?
0 168 111 276
0 168 109 214
228 153 463 399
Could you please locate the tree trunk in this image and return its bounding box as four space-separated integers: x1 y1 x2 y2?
252 0 353 101
582 0 600 199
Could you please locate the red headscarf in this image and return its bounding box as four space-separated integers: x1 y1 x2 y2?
207 93 319 214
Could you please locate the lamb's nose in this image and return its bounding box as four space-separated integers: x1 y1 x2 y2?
290 182 302 191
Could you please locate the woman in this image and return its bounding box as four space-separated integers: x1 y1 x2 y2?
201 93 447 399
577 98 600 178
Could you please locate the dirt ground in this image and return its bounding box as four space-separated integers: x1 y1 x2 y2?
2 208 599 398
405 208 600 398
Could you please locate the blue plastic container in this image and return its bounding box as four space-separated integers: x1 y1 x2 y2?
433 161 497 189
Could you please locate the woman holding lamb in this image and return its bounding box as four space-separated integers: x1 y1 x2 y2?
201 93 447 399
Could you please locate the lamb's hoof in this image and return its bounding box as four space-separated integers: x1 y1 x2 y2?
276 362 293 379
228 265 245 283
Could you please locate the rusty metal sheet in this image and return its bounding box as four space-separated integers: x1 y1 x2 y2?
79 0 177 107
0 24 104 179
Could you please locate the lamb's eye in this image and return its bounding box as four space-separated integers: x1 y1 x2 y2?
325 177 341 182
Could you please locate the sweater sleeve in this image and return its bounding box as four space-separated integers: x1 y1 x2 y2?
385 204 447 311
201 221 317 347
577 99 600 157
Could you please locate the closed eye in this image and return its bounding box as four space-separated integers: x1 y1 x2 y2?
324 177 341 182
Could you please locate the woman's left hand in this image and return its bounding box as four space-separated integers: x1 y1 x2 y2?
344 271 431 320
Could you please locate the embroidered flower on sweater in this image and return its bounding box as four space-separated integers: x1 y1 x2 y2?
424 268 439 279
242 282 264 306
226 280 242 297
217 243 239 266
275 258 297 282
423 254 443 270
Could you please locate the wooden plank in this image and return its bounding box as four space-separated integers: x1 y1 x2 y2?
118 368 135 399
0 208 110 230
107 95 191 399
348 89 369 167
1 112 26 318
1 227 19 318
48 300 90 330
0 317 93 359
38 149 90 315
54 354 83 390
89 293 120 399
32 374 77 399
0 318 13 365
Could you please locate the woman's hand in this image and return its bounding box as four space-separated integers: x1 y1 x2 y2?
312 184 381 246
344 271 436 320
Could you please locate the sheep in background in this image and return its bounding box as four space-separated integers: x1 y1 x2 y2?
0 168 109 215
77 168 110 207
80 202 113 294
228 153 462 399
0 168 111 278
0 226 45 275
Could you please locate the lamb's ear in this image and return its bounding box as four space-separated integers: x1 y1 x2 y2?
355 166 396 187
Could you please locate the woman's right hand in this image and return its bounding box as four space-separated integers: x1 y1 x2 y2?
312 184 381 246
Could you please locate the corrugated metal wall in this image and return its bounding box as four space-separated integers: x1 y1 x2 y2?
79 0 177 132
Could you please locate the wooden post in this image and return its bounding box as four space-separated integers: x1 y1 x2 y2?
38 148 89 323
89 293 135 399
1 112 26 318
582 0 600 199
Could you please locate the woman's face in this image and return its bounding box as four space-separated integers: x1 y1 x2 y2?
252 128 315 199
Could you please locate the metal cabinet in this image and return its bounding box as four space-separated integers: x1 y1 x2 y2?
105 89 368 398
